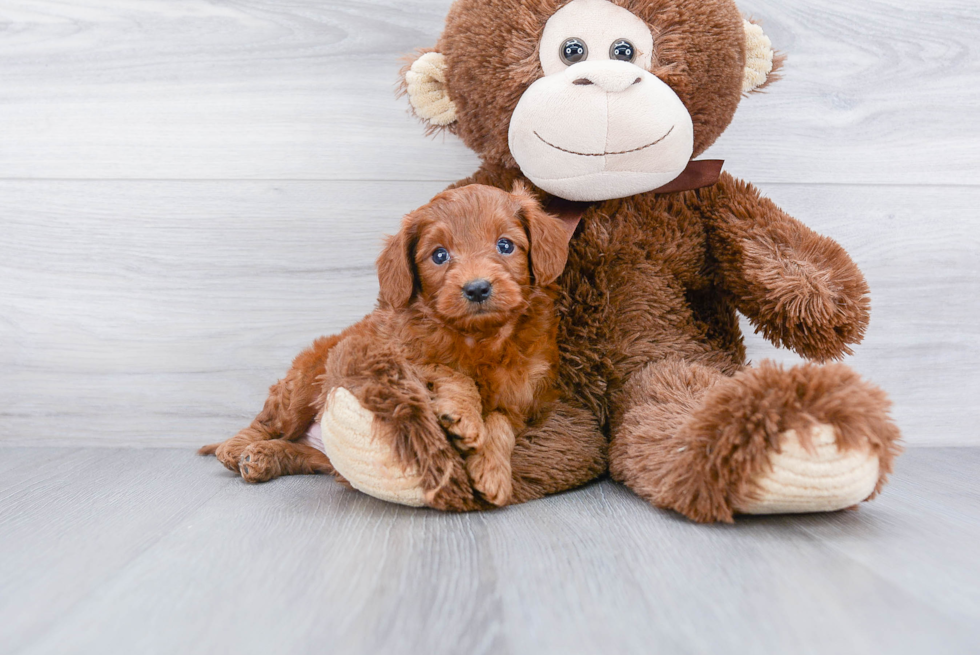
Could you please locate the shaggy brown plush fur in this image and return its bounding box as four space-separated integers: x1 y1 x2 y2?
204 0 901 522
447 164 901 521
413 0 898 521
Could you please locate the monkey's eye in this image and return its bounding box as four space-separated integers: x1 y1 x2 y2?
559 38 588 66
609 39 636 63
431 247 450 265
496 238 515 255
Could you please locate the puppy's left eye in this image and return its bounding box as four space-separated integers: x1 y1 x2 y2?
496 238 515 255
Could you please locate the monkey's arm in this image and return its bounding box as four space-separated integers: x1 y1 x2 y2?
701 173 870 362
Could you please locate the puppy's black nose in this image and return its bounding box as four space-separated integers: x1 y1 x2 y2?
462 279 492 303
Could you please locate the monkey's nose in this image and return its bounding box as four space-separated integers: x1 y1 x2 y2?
462 279 493 303
567 62 642 93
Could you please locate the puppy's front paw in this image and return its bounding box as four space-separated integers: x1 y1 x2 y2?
432 400 486 452
422 364 486 450
465 451 513 507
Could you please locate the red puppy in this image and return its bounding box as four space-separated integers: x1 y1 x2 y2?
201 183 568 506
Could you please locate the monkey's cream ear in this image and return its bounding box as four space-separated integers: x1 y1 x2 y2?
742 20 778 93
404 52 458 127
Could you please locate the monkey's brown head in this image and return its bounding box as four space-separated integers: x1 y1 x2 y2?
403 0 780 202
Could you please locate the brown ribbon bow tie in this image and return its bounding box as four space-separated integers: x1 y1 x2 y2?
547 159 725 241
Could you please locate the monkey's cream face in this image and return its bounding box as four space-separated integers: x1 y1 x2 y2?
507 0 695 202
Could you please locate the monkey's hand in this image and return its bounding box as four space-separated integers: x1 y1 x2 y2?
705 174 870 362
739 233 870 361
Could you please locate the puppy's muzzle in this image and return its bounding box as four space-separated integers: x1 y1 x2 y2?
462 279 493 303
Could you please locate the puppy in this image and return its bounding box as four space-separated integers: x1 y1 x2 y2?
352 182 568 505
201 183 568 507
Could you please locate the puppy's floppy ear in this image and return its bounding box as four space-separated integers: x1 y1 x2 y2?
512 182 568 286
376 213 420 309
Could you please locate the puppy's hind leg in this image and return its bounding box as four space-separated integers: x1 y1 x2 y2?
238 439 337 484
199 334 343 477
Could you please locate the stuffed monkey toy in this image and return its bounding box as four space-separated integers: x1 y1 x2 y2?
210 0 902 523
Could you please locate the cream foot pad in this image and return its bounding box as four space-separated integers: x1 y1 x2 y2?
735 423 879 515
320 387 426 507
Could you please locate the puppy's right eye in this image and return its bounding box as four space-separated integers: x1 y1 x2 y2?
431 247 450 265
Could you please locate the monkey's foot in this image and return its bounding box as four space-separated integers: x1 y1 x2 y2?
733 423 880 515
320 387 426 507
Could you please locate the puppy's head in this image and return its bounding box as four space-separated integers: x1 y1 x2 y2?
377 183 567 331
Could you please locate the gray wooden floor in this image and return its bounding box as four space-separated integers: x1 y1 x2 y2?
1 446 978 655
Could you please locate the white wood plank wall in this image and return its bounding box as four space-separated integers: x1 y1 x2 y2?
1 0 978 447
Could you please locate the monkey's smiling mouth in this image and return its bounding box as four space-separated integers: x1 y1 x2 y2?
533 126 675 157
